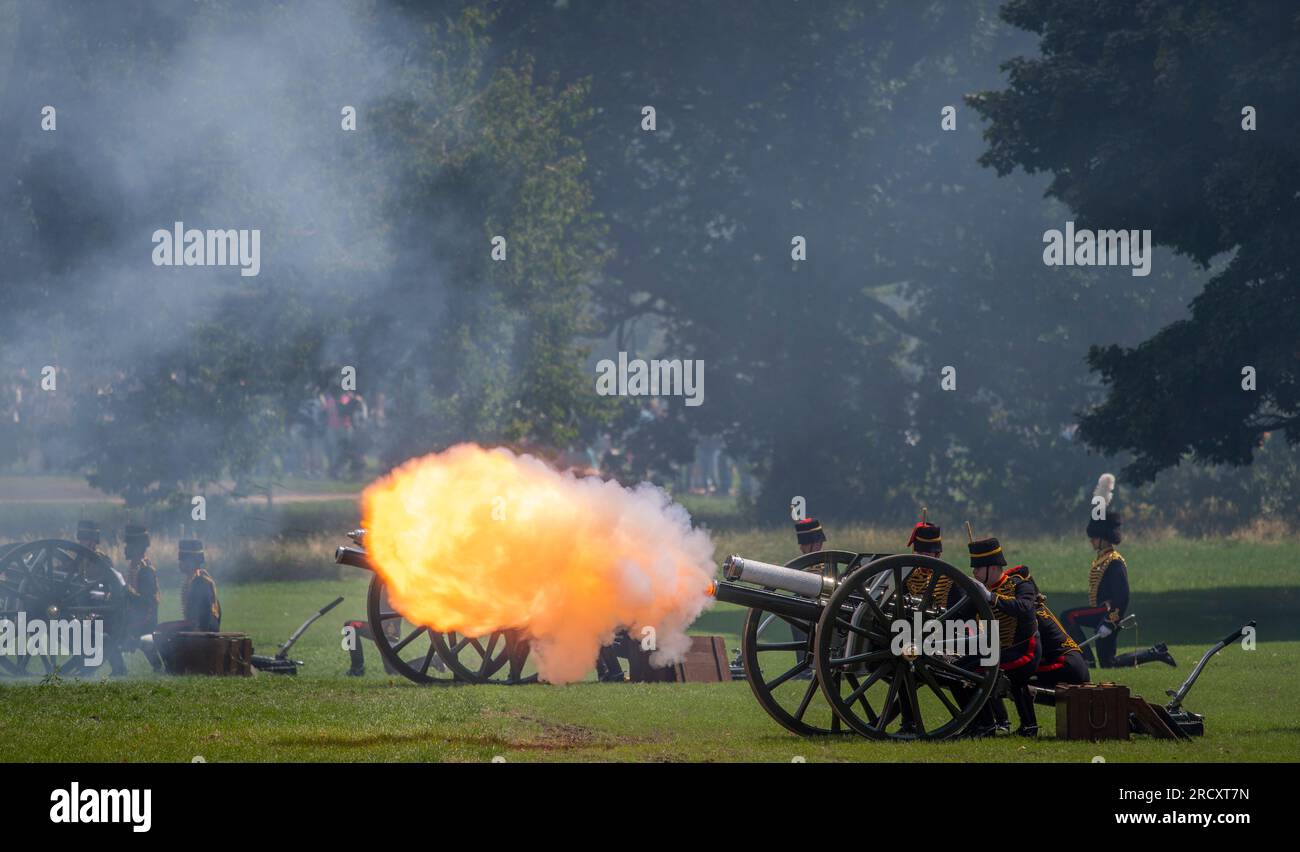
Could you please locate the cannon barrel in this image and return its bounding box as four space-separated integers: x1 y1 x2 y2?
708 579 824 622
721 554 834 598
335 545 373 572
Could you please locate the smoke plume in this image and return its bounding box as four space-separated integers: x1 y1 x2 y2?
361 444 716 683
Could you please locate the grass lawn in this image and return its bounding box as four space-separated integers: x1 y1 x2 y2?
1 527 1297 762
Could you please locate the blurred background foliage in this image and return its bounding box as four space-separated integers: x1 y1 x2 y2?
1 0 1295 536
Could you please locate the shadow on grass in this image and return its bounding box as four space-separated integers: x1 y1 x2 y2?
268 730 594 751
1048 587 1295 644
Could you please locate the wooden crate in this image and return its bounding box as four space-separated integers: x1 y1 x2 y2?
1055 682 1130 740
160 632 253 676
626 635 729 683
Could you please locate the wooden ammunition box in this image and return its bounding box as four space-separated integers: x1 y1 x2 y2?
626 635 729 683
160 631 253 676
1055 682 1130 740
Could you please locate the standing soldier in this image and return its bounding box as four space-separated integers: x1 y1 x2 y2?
794 517 825 554
74 520 108 571
122 524 162 672
73 520 128 676
899 513 950 734
791 518 826 672
903 512 950 607
1061 474 1175 668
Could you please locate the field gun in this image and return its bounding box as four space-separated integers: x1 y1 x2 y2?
335 529 535 685
710 551 1000 740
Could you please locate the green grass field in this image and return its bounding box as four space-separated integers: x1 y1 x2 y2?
1 526 1297 762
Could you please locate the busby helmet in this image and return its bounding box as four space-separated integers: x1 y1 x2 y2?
908 521 942 554
968 536 1007 568
178 539 205 564
124 523 150 549
1086 473 1123 544
76 520 101 542
794 518 826 546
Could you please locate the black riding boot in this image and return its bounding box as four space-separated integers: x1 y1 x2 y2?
991 697 1011 733
1111 642 1176 668
347 646 366 676
1011 686 1038 737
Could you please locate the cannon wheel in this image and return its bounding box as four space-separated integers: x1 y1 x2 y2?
431 629 538 685
0 539 127 677
813 554 999 740
365 574 538 685
365 573 458 684
740 549 871 736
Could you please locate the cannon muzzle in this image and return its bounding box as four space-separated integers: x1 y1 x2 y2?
335 545 373 572
721 554 835 598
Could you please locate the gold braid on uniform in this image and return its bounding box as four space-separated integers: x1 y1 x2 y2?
991 575 1019 650
1037 602 1080 653
904 567 951 608
181 574 197 623
1088 548 1126 607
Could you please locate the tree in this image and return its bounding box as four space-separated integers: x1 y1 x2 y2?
496 0 1207 525
969 0 1300 483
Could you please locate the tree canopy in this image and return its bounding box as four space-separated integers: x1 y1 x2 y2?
970 0 1300 483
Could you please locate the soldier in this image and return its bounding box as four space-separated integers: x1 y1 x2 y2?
903 515 950 607
794 517 825 554
73 520 129 676
899 515 950 734
342 580 412 677
962 536 1042 736
155 539 222 636
122 524 162 672
1061 474 1175 668
791 518 826 673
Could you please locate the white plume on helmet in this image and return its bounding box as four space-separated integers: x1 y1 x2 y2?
1093 472 1115 510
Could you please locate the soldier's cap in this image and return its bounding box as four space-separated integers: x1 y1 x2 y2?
908 521 942 554
178 539 205 555
794 518 826 545
968 536 1007 568
76 520 101 536
124 523 149 539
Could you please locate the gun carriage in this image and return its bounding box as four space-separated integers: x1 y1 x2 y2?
712 551 1000 740
335 530 537 684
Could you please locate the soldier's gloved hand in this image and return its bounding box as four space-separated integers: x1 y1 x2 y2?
1095 622 1113 640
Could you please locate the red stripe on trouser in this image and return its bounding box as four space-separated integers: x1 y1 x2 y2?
1065 607 1107 626
1000 635 1037 670
1037 655 1065 672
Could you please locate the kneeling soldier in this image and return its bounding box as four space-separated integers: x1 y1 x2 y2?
1031 593 1089 690
1061 473 1174 668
